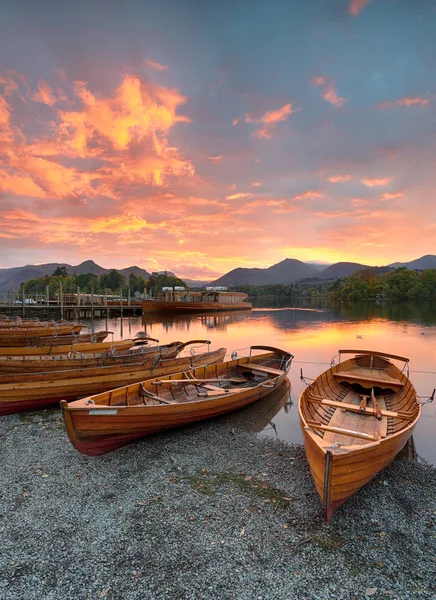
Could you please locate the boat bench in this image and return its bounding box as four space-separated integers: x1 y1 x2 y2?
306 394 414 421
333 368 404 388
196 384 240 397
240 363 283 376
305 420 385 442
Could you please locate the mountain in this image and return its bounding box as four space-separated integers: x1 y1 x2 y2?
0 254 434 293
68 260 107 276
119 265 151 280
0 261 151 293
181 278 212 288
389 255 436 270
209 259 319 287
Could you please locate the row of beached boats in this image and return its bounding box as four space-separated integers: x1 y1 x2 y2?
0 315 431 520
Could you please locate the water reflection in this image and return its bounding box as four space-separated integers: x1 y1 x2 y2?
225 378 292 434
82 300 436 465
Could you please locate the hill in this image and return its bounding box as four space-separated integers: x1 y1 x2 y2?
209 259 319 287
0 261 151 293
389 255 436 270
1 254 434 293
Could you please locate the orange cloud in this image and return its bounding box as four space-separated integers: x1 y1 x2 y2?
311 76 327 87
322 85 347 108
251 182 262 187
381 192 404 200
349 0 371 16
225 192 253 200
208 155 223 162
293 190 323 200
32 80 56 106
361 177 391 187
232 118 239 126
311 76 347 107
378 97 429 109
145 59 169 71
244 103 299 138
0 72 194 203
327 174 352 183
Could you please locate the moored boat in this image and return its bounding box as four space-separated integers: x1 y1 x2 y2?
0 335 131 356
61 345 293 456
142 287 252 313
0 344 226 416
0 339 211 373
0 323 85 342
298 349 423 520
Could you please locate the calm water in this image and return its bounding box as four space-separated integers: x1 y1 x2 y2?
82 300 436 465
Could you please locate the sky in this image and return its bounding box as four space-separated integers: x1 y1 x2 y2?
0 0 435 281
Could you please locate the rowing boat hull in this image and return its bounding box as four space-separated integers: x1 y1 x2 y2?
0 336 131 356
0 347 226 415
0 342 183 373
300 419 419 520
0 324 84 342
298 350 421 520
62 347 293 455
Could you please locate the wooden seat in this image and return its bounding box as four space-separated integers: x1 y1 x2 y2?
305 422 384 442
196 384 241 397
306 395 414 421
333 367 404 389
240 363 283 376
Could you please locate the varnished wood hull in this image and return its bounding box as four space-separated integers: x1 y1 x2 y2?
0 347 226 416
142 300 252 313
0 341 186 373
0 336 131 356
0 324 85 343
62 347 293 455
298 350 421 520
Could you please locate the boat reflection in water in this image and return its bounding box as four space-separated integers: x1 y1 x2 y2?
225 378 292 435
141 310 252 335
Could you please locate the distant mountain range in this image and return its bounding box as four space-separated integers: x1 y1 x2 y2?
209 255 436 287
0 255 435 293
0 261 151 294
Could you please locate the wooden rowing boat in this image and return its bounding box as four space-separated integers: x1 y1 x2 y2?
61 345 293 456
0 339 212 373
0 335 131 356
0 323 85 341
298 349 421 520
0 346 227 416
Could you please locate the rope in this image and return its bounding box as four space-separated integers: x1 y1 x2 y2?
293 361 436 374
293 360 331 365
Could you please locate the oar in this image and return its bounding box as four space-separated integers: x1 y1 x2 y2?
371 387 382 421
150 377 246 385
359 393 369 412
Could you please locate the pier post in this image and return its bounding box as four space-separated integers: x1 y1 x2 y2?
77 286 80 323
59 281 64 320
91 286 95 332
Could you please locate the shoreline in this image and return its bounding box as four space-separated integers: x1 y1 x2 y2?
1 407 435 600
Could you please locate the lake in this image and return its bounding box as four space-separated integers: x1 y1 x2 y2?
82 300 436 465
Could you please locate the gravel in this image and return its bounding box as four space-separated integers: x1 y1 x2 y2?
0 405 435 600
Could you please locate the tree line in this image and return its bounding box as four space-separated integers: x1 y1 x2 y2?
20 267 187 298
230 268 436 301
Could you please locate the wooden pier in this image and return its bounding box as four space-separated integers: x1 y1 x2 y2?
0 286 143 320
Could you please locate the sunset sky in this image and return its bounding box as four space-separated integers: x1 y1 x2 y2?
0 0 435 281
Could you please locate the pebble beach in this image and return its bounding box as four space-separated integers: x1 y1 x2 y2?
1 399 435 600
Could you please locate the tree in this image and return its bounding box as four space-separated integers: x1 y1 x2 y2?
145 272 187 296
52 266 68 277
100 270 126 292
